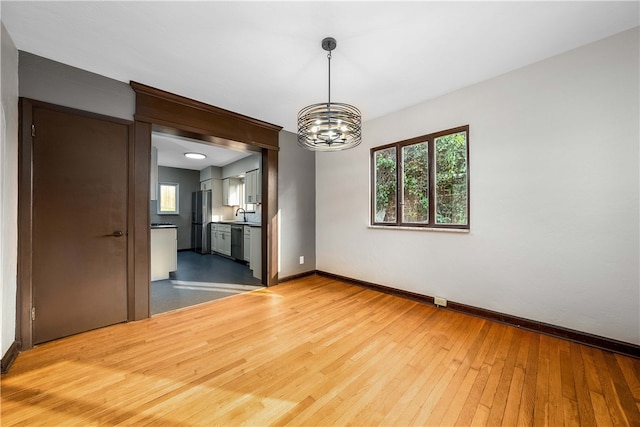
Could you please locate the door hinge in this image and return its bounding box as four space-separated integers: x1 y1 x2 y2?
31 124 36 138
31 307 36 321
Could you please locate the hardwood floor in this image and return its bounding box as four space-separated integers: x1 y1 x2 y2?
2 275 639 426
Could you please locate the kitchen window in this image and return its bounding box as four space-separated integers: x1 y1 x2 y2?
371 125 469 229
158 182 179 215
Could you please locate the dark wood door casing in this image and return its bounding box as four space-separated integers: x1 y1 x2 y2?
131 82 280 150
131 121 152 320
130 82 282 319
18 98 135 350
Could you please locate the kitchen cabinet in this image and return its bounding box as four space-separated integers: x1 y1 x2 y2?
250 226 261 280
210 178 224 218
219 226 231 256
245 169 261 204
243 226 251 262
211 223 231 256
222 178 240 206
200 179 212 191
150 227 177 281
210 225 217 254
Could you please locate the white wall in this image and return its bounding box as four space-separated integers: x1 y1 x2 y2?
18 51 134 120
316 28 639 345
222 154 260 179
1 22 19 357
278 130 316 278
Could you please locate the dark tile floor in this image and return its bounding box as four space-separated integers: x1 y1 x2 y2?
150 251 263 315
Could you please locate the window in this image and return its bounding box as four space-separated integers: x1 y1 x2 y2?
158 182 179 215
372 125 469 229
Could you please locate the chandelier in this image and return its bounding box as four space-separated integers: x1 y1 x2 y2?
297 37 362 151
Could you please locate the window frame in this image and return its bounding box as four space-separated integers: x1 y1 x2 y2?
157 182 180 215
370 125 470 230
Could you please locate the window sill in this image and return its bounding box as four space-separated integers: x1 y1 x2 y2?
368 225 470 233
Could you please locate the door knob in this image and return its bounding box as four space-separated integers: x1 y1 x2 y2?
111 231 124 237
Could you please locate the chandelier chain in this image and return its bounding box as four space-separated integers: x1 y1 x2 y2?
327 51 332 106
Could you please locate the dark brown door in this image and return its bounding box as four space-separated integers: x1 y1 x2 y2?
32 105 129 344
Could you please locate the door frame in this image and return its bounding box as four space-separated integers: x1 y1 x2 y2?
17 98 135 350
129 82 281 320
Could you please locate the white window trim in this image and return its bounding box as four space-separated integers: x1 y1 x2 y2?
368 225 470 233
157 182 180 215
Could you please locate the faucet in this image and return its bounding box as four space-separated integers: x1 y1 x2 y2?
235 207 247 222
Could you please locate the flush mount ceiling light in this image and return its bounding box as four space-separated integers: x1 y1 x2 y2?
297 37 362 151
184 152 206 160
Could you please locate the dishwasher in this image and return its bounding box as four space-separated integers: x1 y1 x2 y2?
230 225 244 261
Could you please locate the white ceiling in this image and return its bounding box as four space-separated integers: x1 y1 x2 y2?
2 1 639 135
152 131 253 170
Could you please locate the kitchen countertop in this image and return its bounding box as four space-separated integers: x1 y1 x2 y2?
215 220 261 227
151 223 178 229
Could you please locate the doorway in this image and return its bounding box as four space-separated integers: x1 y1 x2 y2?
149 130 264 314
130 81 280 321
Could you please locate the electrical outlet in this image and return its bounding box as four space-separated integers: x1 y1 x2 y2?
434 297 447 307
299 256 304 265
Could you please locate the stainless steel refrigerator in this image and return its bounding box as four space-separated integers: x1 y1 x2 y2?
191 190 212 254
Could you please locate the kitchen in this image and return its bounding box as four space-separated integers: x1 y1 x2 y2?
149 131 263 314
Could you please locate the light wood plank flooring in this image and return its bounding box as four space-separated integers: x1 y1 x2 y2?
2 275 639 426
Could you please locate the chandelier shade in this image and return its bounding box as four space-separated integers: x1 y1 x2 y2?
297 37 362 151
297 102 362 151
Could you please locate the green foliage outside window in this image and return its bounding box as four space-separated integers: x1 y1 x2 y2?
402 143 428 223
372 126 469 229
435 132 467 225
374 148 396 222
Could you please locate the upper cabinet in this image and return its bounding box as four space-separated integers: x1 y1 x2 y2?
245 169 261 204
200 179 212 191
223 177 241 206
